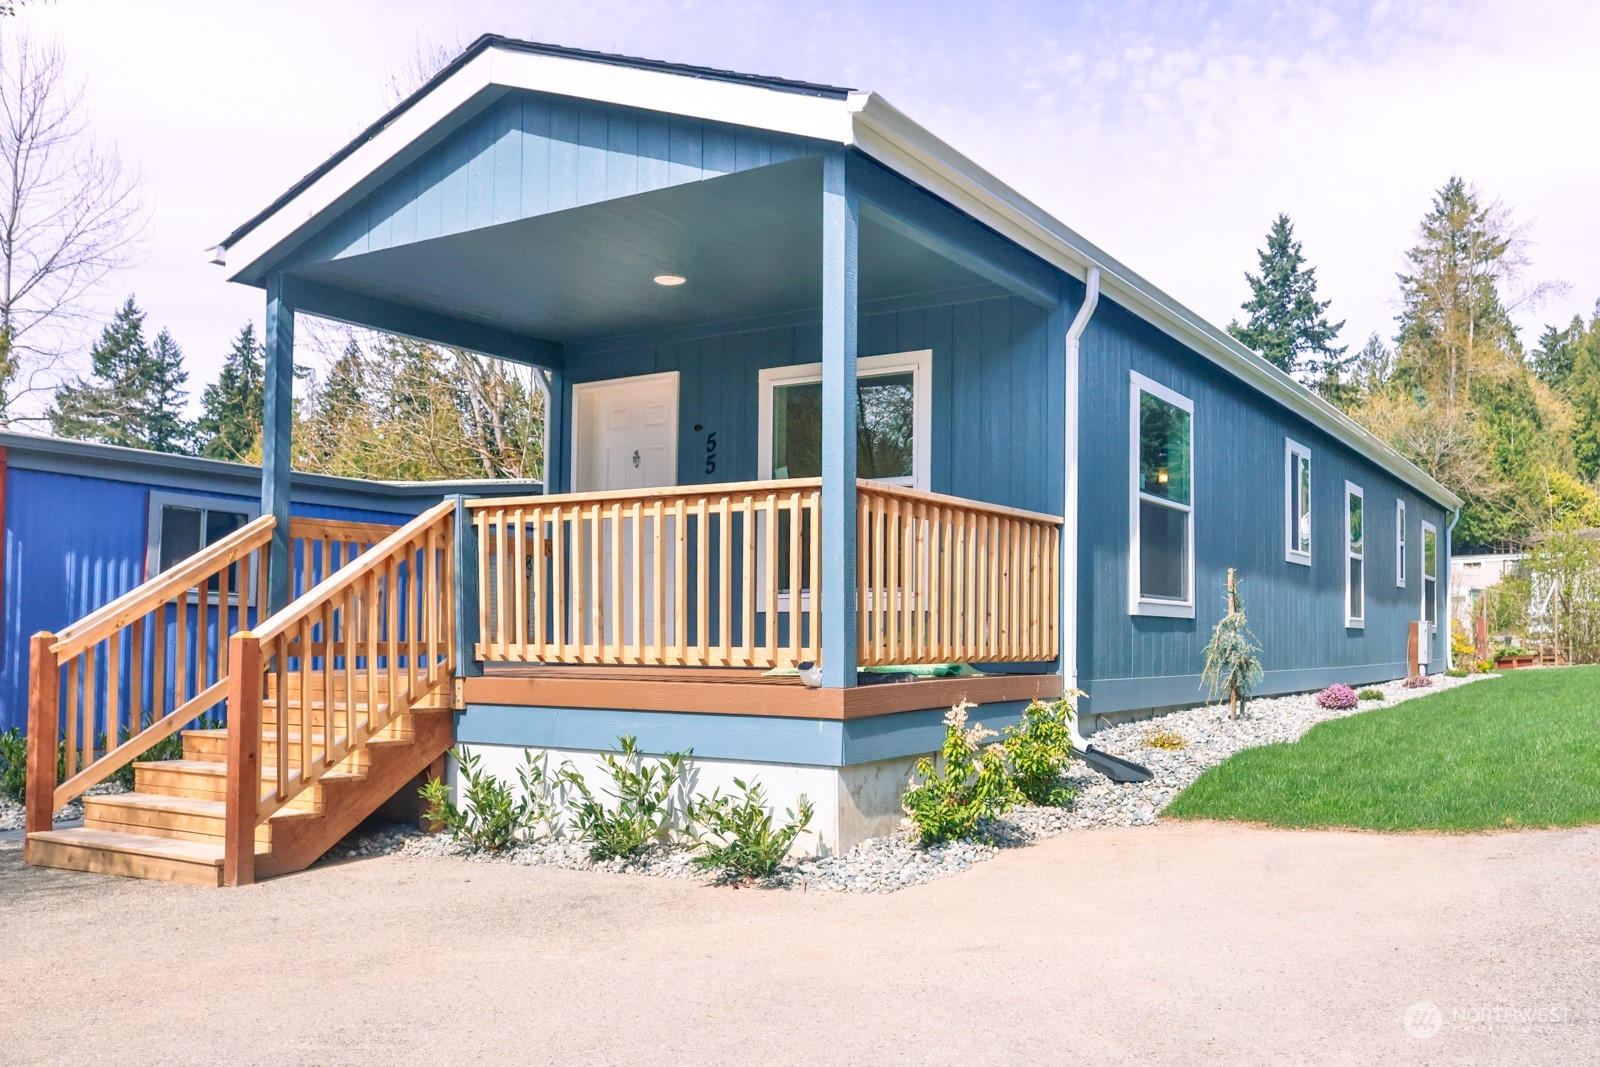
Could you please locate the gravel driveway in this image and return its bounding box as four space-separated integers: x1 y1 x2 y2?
2 820 1596 1066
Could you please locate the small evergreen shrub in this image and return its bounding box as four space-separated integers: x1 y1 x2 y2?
1315 684 1359 710
1001 696 1078 806
1357 688 1385 701
1201 569 1264 718
1445 667 1469 678
692 778 813 881
420 747 555 852
1403 674 1433 689
1144 728 1186 750
902 701 1017 846
561 735 692 860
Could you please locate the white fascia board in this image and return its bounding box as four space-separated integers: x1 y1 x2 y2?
847 94 1462 512
219 47 854 283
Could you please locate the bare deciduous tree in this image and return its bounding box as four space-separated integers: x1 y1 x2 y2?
0 26 143 423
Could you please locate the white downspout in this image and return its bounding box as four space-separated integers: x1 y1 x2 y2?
1063 267 1100 746
1444 505 1460 669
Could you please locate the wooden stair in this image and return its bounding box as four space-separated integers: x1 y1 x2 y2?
26 687 453 887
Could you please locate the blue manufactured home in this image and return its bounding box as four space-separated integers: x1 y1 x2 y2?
21 38 1458 882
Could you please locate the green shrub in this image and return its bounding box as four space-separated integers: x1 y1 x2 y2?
1201 569 1264 718
1357 688 1385 701
420 747 555 852
561 736 691 860
1144 728 1186 751
0 728 25 803
1445 667 1470 678
109 714 225 790
692 778 813 881
1002 696 1078 805
902 701 1017 846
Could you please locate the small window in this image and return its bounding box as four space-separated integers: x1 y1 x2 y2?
1422 521 1439 631
1395 500 1408 587
146 491 258 602
1345 482 1364 628
1285 439 1311 565
1129 372 1194 617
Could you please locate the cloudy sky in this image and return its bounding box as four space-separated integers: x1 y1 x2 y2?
20 0 1600 407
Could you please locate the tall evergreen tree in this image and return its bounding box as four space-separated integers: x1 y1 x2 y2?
1228 214 1348 387
50 296 193 453
195 322 264 461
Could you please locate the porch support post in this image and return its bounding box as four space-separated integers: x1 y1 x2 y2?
452 494 482 678
261 272 295 614
820 153 859 688
543 367 568 494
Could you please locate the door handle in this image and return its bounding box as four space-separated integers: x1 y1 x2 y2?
632 449 640 467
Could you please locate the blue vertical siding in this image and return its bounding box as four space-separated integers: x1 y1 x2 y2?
0 468 417 731
300 91 822 265
1075 299 1451 714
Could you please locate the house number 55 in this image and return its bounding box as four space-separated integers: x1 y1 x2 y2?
704 431 717 475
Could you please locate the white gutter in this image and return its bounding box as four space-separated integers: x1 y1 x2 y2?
1063 267 1100 744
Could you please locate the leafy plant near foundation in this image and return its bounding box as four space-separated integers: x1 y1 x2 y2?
1315 684 1359 710
1403 674 1433 689
1445 667 1470 678
902 702 1017 846
420 747 556 851
560 735 693 860
0 729 68 804
1001 696 1079 805
691 778 814 881
1143 728 1186 751
1357 688 1385 701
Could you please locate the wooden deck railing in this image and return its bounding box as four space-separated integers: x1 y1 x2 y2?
466 480 1060 672
469 480 823 669
24 516 394 837
230 500 456 881
856 483 1059 665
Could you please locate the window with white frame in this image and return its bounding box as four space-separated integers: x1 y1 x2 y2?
1130 372 1194 617
1285 439 1311 565
1422 521 1439 630
1344 482 1364 627
1395 499 1408 587
757 350 932 596
145 491 259 602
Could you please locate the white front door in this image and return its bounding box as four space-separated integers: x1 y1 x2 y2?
572 373 679 651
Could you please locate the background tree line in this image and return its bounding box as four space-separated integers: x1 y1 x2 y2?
1228 178 1599 553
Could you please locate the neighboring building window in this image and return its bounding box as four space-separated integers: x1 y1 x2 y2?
145 490 258 601
1395 500 1408 587
1129 372 1194 617
757 350 931 597
1422 521 1439 631
1345 482 1364 628
1285 438 1311 565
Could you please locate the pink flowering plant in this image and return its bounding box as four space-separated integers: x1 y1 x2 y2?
1314 684 1359 710
902 701 1018 846
1403 673 1433 689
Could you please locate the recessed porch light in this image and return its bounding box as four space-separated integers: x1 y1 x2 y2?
653 274 687 286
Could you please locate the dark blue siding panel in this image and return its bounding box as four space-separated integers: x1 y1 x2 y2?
0 470 416 731
1075 298 1452 715
303 91 823 266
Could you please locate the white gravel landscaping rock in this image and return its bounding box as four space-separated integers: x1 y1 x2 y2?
323 672 1496 893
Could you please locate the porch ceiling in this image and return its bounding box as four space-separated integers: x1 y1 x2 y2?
289 157 993 348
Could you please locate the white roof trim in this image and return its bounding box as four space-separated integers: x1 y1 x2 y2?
214 41 1460 510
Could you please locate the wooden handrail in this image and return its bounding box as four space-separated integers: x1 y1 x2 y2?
288 517 399 543
463 478 823 513
51 515 276 659
255 500 456 643
857 481 1063 527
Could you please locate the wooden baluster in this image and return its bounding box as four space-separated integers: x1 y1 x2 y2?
629 500 643 663
787 489 802 666
80 645 96 776
322 600 337 770
364 569 379 739
24 633 60 852
740 495 756 668
608 500 623 664
493 511 508 660
552 505 568 661
64 654 79 779
105 629 120 755
856 491 869 665
694 498 709 666
223 632 261 887
297 614 313 782
589 503 604 662
474 509 490 660
570 506 586 660
764 491 778 664
385 553 400 714
716 495 731 667
512 508 526 660
809 490 822 664
652 500 666 665
342 585 357 751
425 523 440 682
674 498 688 666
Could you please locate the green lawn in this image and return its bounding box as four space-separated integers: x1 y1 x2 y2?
1164 667 1600 831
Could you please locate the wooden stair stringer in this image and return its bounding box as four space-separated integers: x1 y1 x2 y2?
254 707 452 880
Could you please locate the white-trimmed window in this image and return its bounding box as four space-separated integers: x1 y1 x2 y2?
1395 500 1408 587
1421 521 1439 631
145 490 259 603
1129 372 1194 617
1344 482 1364 628
1284 439 1311 565
757 350 931 598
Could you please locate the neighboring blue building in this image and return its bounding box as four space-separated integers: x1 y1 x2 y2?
21 39 1463 880
0 431 538 732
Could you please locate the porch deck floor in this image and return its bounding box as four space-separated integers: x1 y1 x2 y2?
464 664 1062 720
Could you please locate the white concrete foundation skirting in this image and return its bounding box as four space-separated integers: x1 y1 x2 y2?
455 743 923 856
